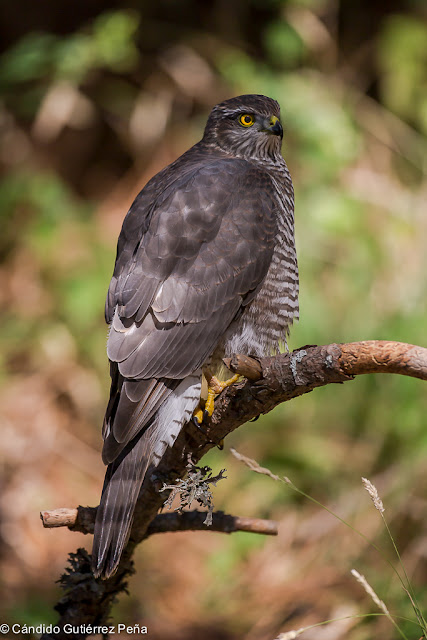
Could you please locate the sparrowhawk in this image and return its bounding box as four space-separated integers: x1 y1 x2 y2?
92 94 299 578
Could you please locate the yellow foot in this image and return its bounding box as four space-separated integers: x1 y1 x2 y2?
192 372 240 449
209 373 240 396
192 373 241 425
192 404 204 426
204 373 241 417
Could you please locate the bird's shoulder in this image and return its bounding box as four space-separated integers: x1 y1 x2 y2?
123 144 274 226
106 144 277 323
110 144 275 261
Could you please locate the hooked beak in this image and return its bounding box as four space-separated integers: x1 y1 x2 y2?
263 115 283 138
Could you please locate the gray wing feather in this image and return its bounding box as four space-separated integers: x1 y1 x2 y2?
106 158 277 384
102 365 177 464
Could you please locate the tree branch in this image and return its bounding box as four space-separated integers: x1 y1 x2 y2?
41 340 427 639
41 507 278 536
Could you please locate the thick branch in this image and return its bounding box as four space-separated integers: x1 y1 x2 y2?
224 340 427 382
41 340 426 639
338 340 427 378
214 341 427 433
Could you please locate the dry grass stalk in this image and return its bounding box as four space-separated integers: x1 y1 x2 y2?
361 477 385 513
230 447 282 481
351 569 389 615
275 629 306 639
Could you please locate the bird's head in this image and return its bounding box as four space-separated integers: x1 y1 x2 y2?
203 94 284 160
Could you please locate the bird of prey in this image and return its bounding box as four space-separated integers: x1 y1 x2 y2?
92 94 299 578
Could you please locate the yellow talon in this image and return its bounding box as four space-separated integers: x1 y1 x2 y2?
192 405 204 425
192 372 241 426
204 372 241 419
209 373 240 394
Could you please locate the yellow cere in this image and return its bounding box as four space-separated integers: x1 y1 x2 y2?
239 113 255 127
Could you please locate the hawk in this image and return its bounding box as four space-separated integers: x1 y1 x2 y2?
92 94 299 578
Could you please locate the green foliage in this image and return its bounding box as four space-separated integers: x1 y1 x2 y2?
54 10 140 81
0 33 57 84
378 14 427 134
0 10 140 115
264 19 306 67
0 169 110 373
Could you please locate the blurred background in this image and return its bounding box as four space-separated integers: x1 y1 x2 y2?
0 1 427 638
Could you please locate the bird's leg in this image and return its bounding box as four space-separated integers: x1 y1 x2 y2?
192 369 241 450
203 370 240 419
192 368 241 426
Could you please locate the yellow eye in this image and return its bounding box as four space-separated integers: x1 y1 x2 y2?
239 114 255 127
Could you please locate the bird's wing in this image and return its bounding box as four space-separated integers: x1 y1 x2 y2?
102 157 277 461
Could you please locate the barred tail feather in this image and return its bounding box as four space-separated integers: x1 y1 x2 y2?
92 425 155 578
92 371 202 579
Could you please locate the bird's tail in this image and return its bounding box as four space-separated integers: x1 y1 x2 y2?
91 372 202 579
91 425 155 579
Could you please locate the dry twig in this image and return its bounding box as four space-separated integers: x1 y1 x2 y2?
40 506 278 537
